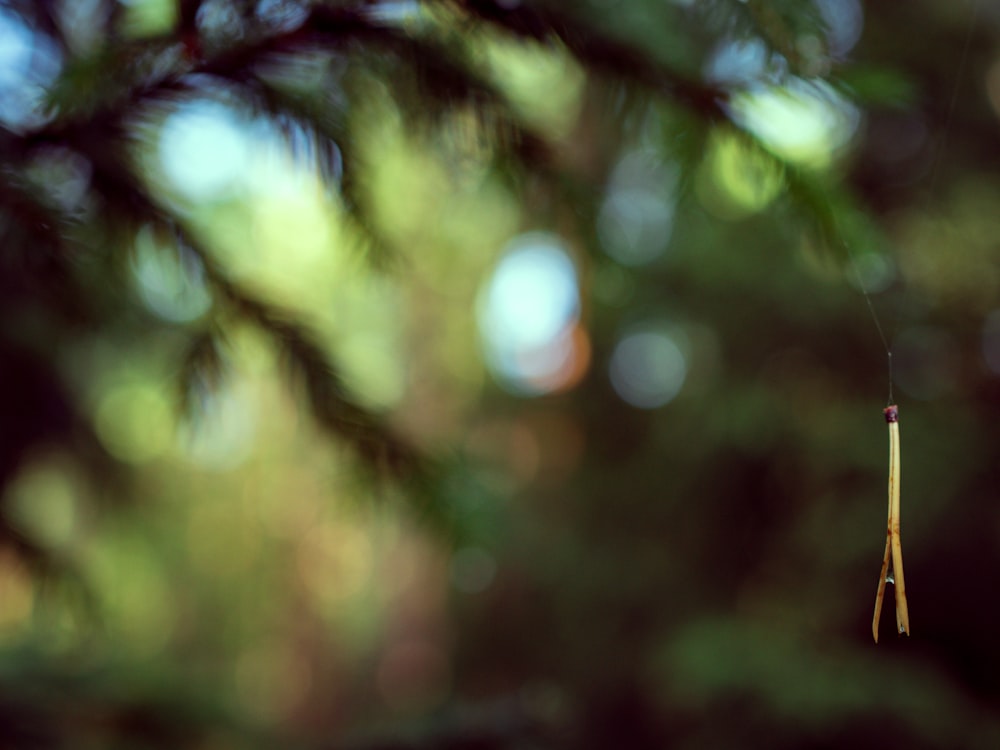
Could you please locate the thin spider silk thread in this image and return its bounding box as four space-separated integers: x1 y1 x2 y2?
842 240 893 405
841 0 981 406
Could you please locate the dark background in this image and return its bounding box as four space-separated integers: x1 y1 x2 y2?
1 0 999 747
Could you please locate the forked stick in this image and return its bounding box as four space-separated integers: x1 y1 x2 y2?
873 404 910 642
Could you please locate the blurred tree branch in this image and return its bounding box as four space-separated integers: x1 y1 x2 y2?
0 0 878 584
0 0 763 523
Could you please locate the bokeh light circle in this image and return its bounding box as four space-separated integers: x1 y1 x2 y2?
609 330 687 409
478 233 584 395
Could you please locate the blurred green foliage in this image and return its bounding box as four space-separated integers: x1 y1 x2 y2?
1 0 1000 748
